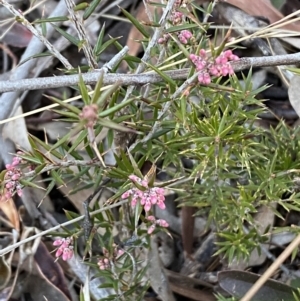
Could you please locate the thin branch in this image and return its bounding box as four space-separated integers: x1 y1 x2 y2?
64 0 97 68
122 0 177 103
231 52 300 72
0 199 128 256
0 52 299 93
22 159 105 178
0 68 189 93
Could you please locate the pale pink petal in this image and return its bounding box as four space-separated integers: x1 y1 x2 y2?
147 224 156 235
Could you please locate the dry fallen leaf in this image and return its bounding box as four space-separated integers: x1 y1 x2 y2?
0 195 20 231
223 0 300 32
34 242 72 300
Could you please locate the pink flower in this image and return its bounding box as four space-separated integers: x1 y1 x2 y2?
79 104 98 128
128 174 139 182
147 215 156 222
171 11 183 24
198 73 211 85
11 174 20 181
221 66 229 76
2 155 23 201
53 238 65 246
158 37 165 44
178 30 193 44
148 224 156 235
189 54 198 61
121 175 166 212
62 247 74 261
190 49 239 85
158 34 170 44
146 216 169 234
199 49 206 57
121 190 131 199
157 219 169 227
97 244 124 270
53 237 74 261
98 258 110 270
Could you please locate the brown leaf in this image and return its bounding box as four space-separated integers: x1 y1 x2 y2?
0 195 20 231
166 269 216 301
34 242 72 300
0 256 11 291
222 0 300 32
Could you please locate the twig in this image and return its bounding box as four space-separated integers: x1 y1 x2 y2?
0 44 17 69
122 0 177 103
203 0 219 23
135 0 176 74
64 0 97 69
0 52 300 93
231 52 300 72
143 0 154 23
22 159 106 178
241 232 300 301
0 199 128 256
82 182 109 241
0 68 189 93
102 46 129 73
0 0 72 69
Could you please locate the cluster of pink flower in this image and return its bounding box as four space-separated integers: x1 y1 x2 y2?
158 2 193 45
170 10 184 25
3 155 23 200
121 175 166 212
121 175 169 234
178 30 193 44
190 49 239 85
79 104 98 128
53 237 74 261
147 215 169 235
97 244 124 270
157 34 170 44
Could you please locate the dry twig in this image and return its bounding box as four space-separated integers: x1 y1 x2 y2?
0 52 299 93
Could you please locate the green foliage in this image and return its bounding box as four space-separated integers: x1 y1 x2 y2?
6 1 300 300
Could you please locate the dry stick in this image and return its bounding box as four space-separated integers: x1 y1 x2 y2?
23 159 105 178
0 0 77 133
0 68 189 93
241 232 300 301
0 199 128 256
0 52 300 93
